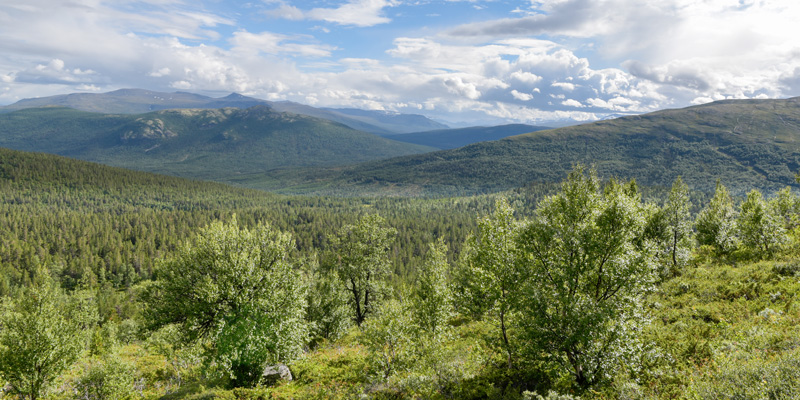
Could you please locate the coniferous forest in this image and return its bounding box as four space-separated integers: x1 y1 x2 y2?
2 145 800 400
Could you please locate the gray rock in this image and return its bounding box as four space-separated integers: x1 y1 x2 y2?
262 363 292 386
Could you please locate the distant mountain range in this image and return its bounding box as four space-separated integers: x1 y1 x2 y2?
0 105 433 186
0 88 448 135
3 90 799 197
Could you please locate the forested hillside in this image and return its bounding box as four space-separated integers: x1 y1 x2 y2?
304 97 800 196
2 147 800 400
0 147 532 292
0 106 434 187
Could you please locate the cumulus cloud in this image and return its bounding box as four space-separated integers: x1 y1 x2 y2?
15 58 100 85
511 90 533 101
436 0 800 110
1 0 799 125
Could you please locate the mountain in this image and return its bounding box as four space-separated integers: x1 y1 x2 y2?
389 124 550 149
0 89 446 134
0 89 267 114
284 97 800 196
323 108 449 134
0 105 434 186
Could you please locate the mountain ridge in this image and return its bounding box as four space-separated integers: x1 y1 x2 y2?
276 97 800 195
0 88 447 135
0 105 435 185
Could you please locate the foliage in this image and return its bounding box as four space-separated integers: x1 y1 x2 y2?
7 142 800 399
646 176 693 277
738 189 787 256
74 355 136 400
411 238 453 336
90 322 119 357
517 168 657 388
696 180 739 253
330 214 397 327
0 274 96 400
143 325 204 392
360 299 417 384
305 262 352 347
142 217 308 387
456 198 524 369
770 187 800 230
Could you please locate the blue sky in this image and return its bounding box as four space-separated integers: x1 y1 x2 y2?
1 0 799 125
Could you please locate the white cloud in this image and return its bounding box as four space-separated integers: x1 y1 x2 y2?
149 67 171 78
16 58 99 85
170 80 192 90
439 0 800 110
510 71 542 84
551 81 575 91
230 31 335 58
264 3 304 21
511 90 533 101
267 0 396 27
1 0 798 125
76 84 101 91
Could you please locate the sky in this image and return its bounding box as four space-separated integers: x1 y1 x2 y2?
1 0 799 125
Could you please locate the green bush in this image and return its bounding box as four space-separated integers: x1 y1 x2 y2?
75 355 136 400
142 217 308 387
116 319 141 345
0 275 97 400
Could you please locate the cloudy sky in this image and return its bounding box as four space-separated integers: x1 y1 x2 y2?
1 0 799 125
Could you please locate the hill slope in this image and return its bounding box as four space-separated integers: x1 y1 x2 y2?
291 97 800 195
0 89 446 134
0 106 434 185
389 124 550 149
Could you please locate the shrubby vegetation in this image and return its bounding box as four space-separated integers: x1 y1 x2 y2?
141 217 308 387
4 147 800 399
0 273 96 400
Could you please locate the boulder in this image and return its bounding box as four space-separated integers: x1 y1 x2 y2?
262 363 292 386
